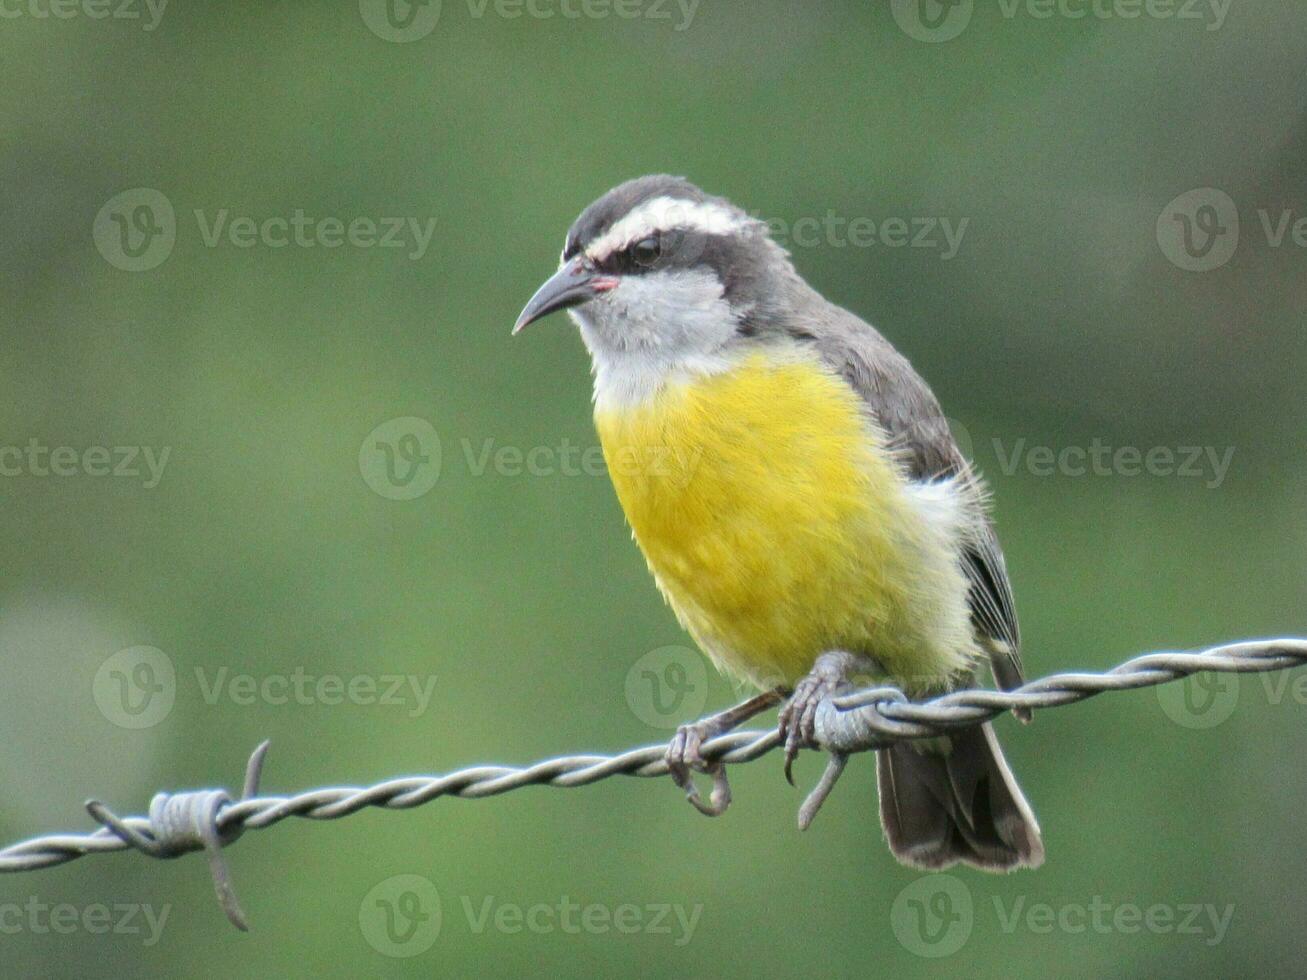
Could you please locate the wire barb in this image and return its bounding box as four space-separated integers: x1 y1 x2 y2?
1 639 1304 931
83 740 270 931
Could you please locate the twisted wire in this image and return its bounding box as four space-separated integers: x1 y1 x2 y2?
1 637 1301 928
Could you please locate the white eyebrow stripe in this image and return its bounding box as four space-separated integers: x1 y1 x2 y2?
584 196 749 262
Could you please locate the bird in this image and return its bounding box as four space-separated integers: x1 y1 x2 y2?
513 175 1043 871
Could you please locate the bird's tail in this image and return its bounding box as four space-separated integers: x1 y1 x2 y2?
876 722 1044 871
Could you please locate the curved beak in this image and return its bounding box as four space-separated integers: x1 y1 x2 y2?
513 260 617 335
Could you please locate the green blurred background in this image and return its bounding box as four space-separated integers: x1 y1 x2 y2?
3 1 1306 976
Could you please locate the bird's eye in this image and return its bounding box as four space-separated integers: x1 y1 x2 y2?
630 235 662 267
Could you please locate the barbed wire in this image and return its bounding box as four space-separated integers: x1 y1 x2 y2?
2 637 1304 930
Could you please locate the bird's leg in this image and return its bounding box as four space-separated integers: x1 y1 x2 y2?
667 688 786 817
779 651 882 785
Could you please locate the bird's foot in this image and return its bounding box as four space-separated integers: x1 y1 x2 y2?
666 689 785 817
779 651 881 829
779 651 867 783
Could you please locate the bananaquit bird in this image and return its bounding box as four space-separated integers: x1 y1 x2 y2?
514 176 1043 871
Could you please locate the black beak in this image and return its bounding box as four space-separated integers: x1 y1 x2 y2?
513 259 617 335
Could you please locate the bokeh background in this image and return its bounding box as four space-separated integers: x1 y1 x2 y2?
3 1 1306 976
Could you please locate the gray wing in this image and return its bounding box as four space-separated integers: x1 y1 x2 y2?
791 306 1026 697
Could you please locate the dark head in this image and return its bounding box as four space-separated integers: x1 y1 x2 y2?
514 176 801 406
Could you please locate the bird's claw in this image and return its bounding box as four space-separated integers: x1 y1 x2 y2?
666 721 730 816
778 669 841 785
663 689 786 817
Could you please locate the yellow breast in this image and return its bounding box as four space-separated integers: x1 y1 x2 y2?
594 351 975 690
